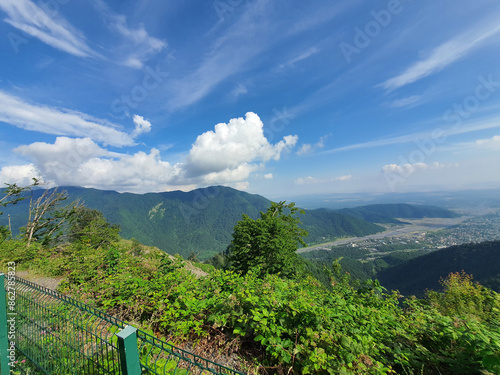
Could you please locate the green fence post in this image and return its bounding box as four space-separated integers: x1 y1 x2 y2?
0 274 10 375
117 325 141 375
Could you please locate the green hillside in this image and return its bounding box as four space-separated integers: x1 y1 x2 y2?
377 240 500 296
1 186 384 259
300 208 384 242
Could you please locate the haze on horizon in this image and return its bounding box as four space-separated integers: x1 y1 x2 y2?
1 0 500 198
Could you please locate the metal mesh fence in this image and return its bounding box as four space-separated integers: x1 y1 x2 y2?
1 275 244 375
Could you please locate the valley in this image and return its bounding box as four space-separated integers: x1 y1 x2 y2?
300 211 500 254
298 216 470 253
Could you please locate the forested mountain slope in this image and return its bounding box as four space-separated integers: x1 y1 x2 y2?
377 240 500 296
2 186 384 259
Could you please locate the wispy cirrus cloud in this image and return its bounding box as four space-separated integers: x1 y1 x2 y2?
280 46 319 69
0 90 134 147
386 95 422 109
379 21 500 91
167 0 274 111
167 0 349 111
93 0 167 69
323 115 500 154
0 0 98 58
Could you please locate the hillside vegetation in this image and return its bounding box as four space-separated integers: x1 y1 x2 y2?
2 187 459 260
377 240 500 296
2 186 386 259
1 184 499 374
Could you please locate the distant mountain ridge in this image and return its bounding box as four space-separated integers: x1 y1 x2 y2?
377 240 500 296
1 186 457 260
337 203 459 224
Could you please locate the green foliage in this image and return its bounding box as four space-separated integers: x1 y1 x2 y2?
1 224 499 374
0 225 9 243
69 206 120 249
229 201 308 278
378 240 500 296
0 178 39 215
2 186 392 259
427 271 500 322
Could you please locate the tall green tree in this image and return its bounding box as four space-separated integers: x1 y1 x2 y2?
69 206 120 249
229 201 308 278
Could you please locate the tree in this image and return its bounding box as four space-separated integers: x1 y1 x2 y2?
24 187 81 246
68 206 120 249
229 201 308 278
0 178 39 215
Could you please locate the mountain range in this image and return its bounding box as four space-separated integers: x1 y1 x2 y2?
377 240 500 296
1 186 459 260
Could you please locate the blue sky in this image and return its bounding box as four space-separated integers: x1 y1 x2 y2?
1 0 500 199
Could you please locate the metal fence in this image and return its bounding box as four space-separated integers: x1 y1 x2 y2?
0 274 244 375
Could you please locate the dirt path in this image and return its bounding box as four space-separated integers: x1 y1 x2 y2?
15 270 62 290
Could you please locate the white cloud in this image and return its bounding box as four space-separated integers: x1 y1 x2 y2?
381 162 456 176
475 134 500 149
333 174 352 182
295 176 322 185
387 95 422 108
297 144 312 155
379 22 500 91
297 134 329 155
323 115 500 154
295 173 352 186
231 84 248 99
13 137 183 193
0 0 97 57
264 173 273 179
185 112 297 181
93 0 166 69
0 91 134 147
280 46 319 69
131 115 152 137
15 137 114 185
234 181 250 191
8 113 296 193
0 164 39 186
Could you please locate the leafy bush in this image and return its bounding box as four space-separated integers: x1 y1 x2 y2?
1 234 499 374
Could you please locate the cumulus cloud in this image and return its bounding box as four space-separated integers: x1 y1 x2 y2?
15 137 115 185
7 112 295 193
476 135 500 149
0 91 135 147
264 173 273 179
131 115 152 137
297 134 329 155
185 112 298 182
13 137 183 192
333 174 352 182
0 164 39 186
381 162 458 178
297 144 312 155
295 173 352 186
295 176 321 185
